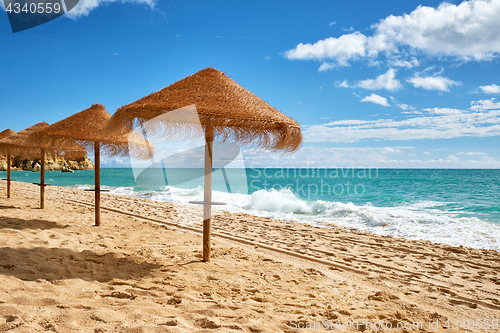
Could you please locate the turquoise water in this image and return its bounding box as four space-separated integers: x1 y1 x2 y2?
2 168 500 250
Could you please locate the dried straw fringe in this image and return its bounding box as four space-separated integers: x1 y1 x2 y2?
66 138 154 160
0 123 87 160
39 104 155 160
124 113 302 153
0 129 16 141
109 68 302 152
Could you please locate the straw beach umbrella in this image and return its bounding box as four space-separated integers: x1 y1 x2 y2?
37 104 155 227
108 67 302 262
0 122 87 208
0 129 16 140
0 129 16 198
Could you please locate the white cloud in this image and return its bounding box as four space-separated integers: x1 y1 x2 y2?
389 58 420 68
423 151 430 155
285 32 368 67
285 0 500 68
407 75 460 91
361 94 390 106
390 97 416 111
397 104 415 111
303 107 500 143
457 151 487 155
480 84 500 94
374 0 500 60
318 62 338 71
335 80 352 88
264 56 272 61
66 0 156 19
326 119 372 126
243 146 414 168
329 22 336 26
337 69 402 91
243 146 500 168
423 107 464 115
100 156 131 166
357 69 402 91
470 98 500 110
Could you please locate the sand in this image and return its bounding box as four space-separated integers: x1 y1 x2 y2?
0 181 499 332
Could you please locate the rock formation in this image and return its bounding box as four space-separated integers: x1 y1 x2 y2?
0 155 95 172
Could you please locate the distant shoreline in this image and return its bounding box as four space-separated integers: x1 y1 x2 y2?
0 156 94 172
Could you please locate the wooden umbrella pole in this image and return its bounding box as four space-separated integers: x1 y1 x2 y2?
6 153 11 198
40 149 45 209
203 124 214 262
95 142 101 227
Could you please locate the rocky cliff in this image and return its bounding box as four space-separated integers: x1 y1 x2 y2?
0 155 94 172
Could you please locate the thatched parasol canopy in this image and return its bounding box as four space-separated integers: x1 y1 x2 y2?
0 123 49 159
108 67 302 262
108 67 302 152
0 122 86 159
0 122 87 208
0 129 16 141
0 129 17 158
36 104 154 226
39 104 154 159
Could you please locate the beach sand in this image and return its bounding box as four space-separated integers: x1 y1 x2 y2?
0 181 499 332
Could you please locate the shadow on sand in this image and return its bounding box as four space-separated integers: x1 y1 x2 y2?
0 216 66 230
0 204 20 210
0 247 161 282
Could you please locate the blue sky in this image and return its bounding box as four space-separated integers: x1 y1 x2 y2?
2 0 500 168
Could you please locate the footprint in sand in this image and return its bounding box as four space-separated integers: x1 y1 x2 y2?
167 296 182 305
105 291 136 300
196 318 221 329
161 320 177 326
449 298 478 308
0 315 23 331
368 291 400 302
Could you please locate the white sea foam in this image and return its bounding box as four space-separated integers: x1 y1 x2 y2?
106 185 500 251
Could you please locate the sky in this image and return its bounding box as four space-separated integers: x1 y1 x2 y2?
2 0 500 168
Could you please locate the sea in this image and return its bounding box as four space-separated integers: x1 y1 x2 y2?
3 167 500 251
